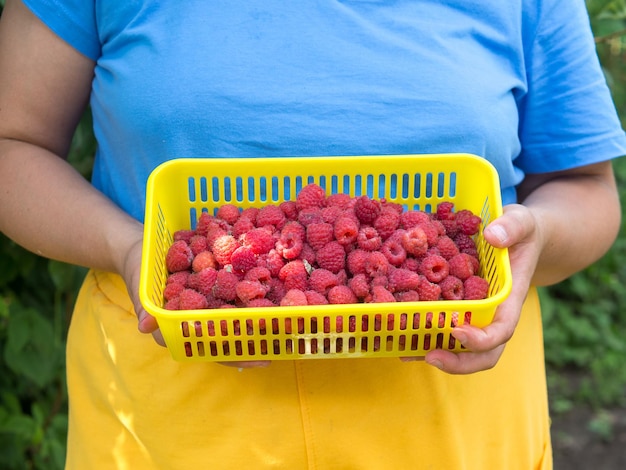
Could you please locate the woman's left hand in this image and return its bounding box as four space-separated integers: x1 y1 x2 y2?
406 203 542 374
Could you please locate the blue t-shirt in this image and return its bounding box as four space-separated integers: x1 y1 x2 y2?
24 0 626 220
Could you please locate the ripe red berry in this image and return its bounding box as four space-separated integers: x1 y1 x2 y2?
448 253 476 280
327 285 358 304
315 241 346 274
296 183 326 211
178 288 209 310
418 254 449 283
464 275 489 300
216 203 240 225
439 275 464 300
306 222 335 251
334 216 360 246
166 240 193 273
353 195 381 224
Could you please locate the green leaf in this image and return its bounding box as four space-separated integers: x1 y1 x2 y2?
3 307 59 388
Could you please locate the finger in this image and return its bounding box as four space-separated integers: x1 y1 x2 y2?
483 204 535 249
424 344 506 375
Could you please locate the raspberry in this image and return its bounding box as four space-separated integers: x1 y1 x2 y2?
464 275 489 300
334 216 359 246
320 205 344 225
440 219 459 238
247 298 276 308
279 260 309 291
348 273 370 299
205 225 228 250
298 243 316 265
347 249 369 275
232 217 256 239
336 268 348 286
418 254 449 283
186 235 207 256
194 212 217 236
297 207 324 227
381 235 407 267
244 266 272 286
394 290 420 302
279 201 299 221
280 289 308 306
401 257 420 272
213 269 239 301
416 275 441 301
305 290 329 305
262 249 285 277
306 222 335 251
357 226 382 251
400 209 430 229
256 204 286 229
435 235 460 260
178 288 209 310
418 221 441 246
216 203 240 225
266 278 287 304
211 234 239 266
276 231 304 260
230 246 257 274
388 268 420 293
240 207 260 222
163 282 185 302
353 195 381 224
281 220 306 240
187 267 218 295
456 209 482 236
240 227 275 255
453 232 476 251
173 229 195 243
373 211 400 240
364 251 391 278
436 201 455 221
316 241 346 274
166 240 194 273
327 285 358 304
439 275 464 300
236 280 268 305
295 183 326 210
164 297 180 310
308 268 339 295
166 270 190 286
371 275 389 289
401 226 428 257
448 253 476 280
326 193 352 209
370 285 396 303
380 199 404 214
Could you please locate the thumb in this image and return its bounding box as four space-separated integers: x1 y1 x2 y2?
483 204 534 249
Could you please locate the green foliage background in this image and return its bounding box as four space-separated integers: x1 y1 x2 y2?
1 1 626 468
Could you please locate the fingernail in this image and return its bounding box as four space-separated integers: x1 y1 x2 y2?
427 359 444 370
453 331 467 346
488 224 508 243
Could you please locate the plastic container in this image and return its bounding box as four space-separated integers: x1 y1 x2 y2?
139 154 512 362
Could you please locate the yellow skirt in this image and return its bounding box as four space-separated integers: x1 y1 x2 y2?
65 270 552 469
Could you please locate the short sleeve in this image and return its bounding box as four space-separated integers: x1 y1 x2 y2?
21 0 100 60
515 0 626 173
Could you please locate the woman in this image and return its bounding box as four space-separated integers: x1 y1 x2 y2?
0 0 624 468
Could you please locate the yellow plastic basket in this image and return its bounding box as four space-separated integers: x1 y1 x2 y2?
140 154 512 362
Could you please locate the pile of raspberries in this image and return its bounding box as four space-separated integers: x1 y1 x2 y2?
163 183 489 311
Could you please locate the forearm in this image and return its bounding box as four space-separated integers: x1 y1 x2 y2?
520 161 621 286
0 139 143 275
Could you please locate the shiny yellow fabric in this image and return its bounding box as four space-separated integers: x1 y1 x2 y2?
66 270 552 469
